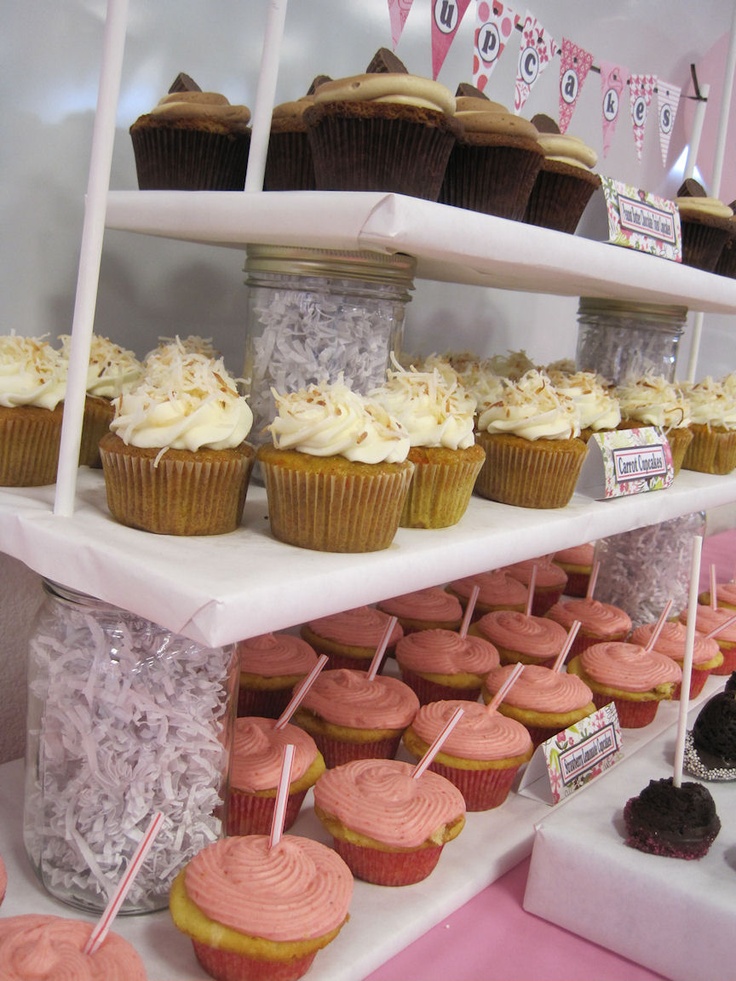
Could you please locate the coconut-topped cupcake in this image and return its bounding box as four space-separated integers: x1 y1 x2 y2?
370 363 485 527
545 368 621 441
0 334 67 486
616 372 693 474
474 369 586 508
258 378 413 552
99 339 255 535
679 376 736 475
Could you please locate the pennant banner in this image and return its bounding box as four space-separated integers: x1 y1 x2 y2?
558 38 593 134
599 61 626 158
431 0 472 80
473 1 520 93
514 13 558 113
657 79 681 166
629 73 656 161
387 0 416 49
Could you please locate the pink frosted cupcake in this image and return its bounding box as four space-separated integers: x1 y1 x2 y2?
552 543 595 597
567 641 681 728
313 758 466 886
236 632 319 718
471 609 568 668
377 586 463 634
482 663 595 747
0 915 146 980
545 597 632 660
291 668 419 768
402 699 533 810
170 835 353 981
699 581 736 610
679 605 736 675
0 853 5 906
226 717 325 836
502 557 568 615
301 605 403 672
395 628 500 704
630 621 723 698
445 570 529 620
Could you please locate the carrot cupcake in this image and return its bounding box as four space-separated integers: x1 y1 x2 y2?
313 757 466 886
236 632 319 718
445 570 529 619
376 586 463 634
567 641 681 728
471 609 568 668
615 372 693 475
395 628 500 704
679 376 736 475
545 368 620 442
301 605 403 672
630 620 723 698
403 698 533 810
226 717 325 836
545 597 632 660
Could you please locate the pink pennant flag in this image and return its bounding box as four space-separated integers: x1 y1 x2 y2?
473 1 520 93
514 13 558 113
387 0 416 49
431 0 473 80
629 73 656 161
657 79 681 166
599 60 626 158
558 38 594 134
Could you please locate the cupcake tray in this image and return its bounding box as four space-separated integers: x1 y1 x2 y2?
524 694 736 981
0 676 724 981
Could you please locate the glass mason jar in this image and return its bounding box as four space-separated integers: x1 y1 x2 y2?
576 297 687 384
243 245 416 455
23 581 238 915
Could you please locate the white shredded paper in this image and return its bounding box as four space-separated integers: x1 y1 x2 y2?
23 591 235 913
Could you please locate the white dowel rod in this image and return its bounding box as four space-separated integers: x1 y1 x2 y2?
683 82 710 181
244 0 289 193
53 0 129 517
711 2 736 196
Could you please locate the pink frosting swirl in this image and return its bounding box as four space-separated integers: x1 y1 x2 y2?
299 668 419 728
474 610 567 660
447 571 528 607
680 605 736 643
237 632 318 677
395 629 500 675
709 582 736 607
313 758 465 848
184 835 352 942
230 717 319 791
502 558 568 589
484 663 593 712
553 544 594 567
0 853 6 904
578 641 682 691
305 606 403 648
410 699 532 760
630 621 721 666
378 587 462 623
546 598 632 637
0 915 146 981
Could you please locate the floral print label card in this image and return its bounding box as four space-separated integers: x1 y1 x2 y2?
577 425 674 500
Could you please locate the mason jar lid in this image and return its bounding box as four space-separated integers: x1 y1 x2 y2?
577 296 688 327
244 244 416 288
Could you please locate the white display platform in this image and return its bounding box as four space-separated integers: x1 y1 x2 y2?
524 694 735 981
0 677 722 981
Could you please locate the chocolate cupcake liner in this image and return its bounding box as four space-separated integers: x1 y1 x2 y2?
474 432 587 509
400 446 485 529
715 233 736 277
264 130 316 191
193 940 318 981
331 837 444 886
682 424 736 475
0 404 63 486
226 788 308 837
99 434 254 536
130 126 250 190
438 136 544 220
259 454 414 553
679 217 731 272
523 164 601 234
304 102 461 200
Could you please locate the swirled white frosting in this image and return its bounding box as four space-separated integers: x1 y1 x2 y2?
546 369 620 431
616 373 690 429
268 379 410 464
679 377 736 429
110 339 252 451
59 334 143 400
0 335 66 409
477 369 580 440
370 365 476 449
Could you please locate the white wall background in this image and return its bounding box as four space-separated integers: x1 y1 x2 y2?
2 0 736 761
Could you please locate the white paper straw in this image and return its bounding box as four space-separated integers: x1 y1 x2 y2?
83 810 164 955
459 585 480 638
269 743 295 849
704 611 736 642
525 565 538 617
413 706 464 779
367 617 398 681
244 0 289 192
486 662 524 713
586 561 600 600
710 564 718 610
644 599 674 653
552 620 581 673
274 654 328 729
673 535 703 788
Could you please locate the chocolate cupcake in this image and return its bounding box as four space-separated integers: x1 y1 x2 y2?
675 179 733 272
623 777 721 859
684 680 736 780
